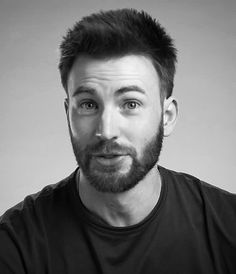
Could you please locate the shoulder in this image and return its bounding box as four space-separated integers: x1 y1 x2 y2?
159 165 236 202
159 165 236 231
160 165 236 206
0 169 77 230
0 170 78 272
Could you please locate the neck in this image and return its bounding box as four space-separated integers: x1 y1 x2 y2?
77 166 162 227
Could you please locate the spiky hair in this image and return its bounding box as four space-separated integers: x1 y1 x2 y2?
59 8 177 99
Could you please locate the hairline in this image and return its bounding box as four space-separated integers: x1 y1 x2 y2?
64 52 168 104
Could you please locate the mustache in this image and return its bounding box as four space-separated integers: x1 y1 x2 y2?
84 139 136 156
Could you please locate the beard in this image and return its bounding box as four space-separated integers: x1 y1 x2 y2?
69 119 163 193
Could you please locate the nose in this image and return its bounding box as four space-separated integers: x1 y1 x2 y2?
96 106 119 140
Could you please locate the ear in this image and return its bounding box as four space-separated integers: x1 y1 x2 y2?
64 98 69 115
64 98 70 126
163 96 178 137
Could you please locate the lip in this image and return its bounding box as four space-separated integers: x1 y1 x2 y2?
93 153 125 157
92 152 127 157
92 154 127 166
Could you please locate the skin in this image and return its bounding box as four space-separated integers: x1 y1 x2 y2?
65 54 178 227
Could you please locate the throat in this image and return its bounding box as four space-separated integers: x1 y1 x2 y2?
77 166 162 227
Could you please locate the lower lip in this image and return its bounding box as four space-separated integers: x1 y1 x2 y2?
93 155 127 166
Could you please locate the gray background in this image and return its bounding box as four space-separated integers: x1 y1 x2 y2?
0 0 235 215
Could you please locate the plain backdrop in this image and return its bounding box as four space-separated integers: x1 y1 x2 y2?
0 0 235 215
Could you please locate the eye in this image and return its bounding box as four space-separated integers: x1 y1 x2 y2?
78 100 98 114
81 102 97 109
123 101 141 110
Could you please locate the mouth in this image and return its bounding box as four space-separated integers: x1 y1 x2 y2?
92 154 128 166
94 154 124 158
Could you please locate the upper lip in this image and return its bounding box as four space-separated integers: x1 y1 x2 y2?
92 153 126 157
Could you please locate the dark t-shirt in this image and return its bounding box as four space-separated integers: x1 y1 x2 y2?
0 166 236 273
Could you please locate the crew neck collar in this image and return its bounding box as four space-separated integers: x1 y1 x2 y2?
70 166 168 233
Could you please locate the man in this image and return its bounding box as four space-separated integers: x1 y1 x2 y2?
0 8 235 274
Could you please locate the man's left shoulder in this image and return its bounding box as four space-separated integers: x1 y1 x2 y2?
160 165 235 195
160 165 236 218
197 176 236 224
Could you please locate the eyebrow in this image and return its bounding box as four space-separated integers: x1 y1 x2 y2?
72 86 96 97
115 85 146 95
72 85 146 97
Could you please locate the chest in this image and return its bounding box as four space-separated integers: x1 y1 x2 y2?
34 218 217 274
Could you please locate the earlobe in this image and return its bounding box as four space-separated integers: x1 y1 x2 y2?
163 97 178 137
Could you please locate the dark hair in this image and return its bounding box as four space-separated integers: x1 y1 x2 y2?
59 8 177 100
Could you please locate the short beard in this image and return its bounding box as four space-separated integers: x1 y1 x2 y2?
69 119 163 193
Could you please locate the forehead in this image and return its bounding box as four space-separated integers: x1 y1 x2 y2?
67 54 160 97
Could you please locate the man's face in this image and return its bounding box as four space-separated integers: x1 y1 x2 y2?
66 54 164 193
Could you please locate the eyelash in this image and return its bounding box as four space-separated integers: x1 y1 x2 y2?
77 100 141 114
80 101 98 110
123 101 141 110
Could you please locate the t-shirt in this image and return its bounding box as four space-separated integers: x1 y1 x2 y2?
0 166 236 274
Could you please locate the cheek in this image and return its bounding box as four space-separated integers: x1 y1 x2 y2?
129 109 160 136
69 108 96 141
126 113 161 156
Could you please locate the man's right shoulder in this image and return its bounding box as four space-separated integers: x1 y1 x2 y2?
0 169 78 227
